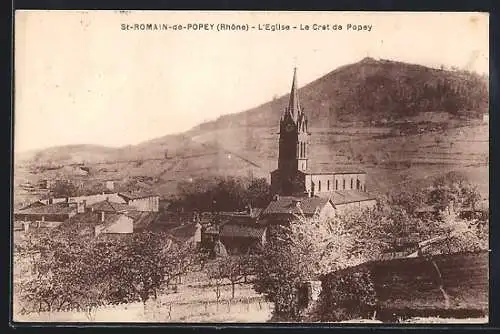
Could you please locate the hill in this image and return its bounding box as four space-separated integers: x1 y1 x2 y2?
191 57 488 132
13 58 489 206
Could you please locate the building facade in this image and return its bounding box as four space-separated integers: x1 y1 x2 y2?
118 192 160 212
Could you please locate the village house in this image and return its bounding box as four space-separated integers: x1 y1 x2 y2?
259 195 335 226
39 191 126 206
94 213 134 236
266 68 376 223
215 207 266 254
13 201 81 231
54 199 160 237
166 222 203 247
118 191 160 212
218 220 267 255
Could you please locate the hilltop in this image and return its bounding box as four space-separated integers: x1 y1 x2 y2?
191 57 488 132
14 58 489 205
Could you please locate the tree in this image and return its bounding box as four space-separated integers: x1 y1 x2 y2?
244 178 272 208
14 231 111 319
252 215 365 320
420 207 489 255
174 176 271 212
205 258 227 303
110 232 182 307
427 172 481 212
50 180 78 198
206 256 246 300
14 230 204 320
389 186 427 215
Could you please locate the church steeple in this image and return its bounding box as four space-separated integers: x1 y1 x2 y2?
286 67 302 122
273 68 311 196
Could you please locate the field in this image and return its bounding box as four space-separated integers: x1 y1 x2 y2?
13 266 488 324
13 271 273 323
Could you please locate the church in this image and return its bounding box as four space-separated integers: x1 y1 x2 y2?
260 68 376 224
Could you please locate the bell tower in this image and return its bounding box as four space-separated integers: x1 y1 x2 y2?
275 68 310 195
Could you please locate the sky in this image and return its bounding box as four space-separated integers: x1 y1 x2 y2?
14 11 489 152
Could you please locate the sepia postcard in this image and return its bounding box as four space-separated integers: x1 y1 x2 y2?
12 10 489 324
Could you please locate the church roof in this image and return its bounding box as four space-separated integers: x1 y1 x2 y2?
261 196 331 216
329 190 376 205
305 164 366 175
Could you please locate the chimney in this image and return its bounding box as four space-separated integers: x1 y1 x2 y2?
77 200 86 213
101 211 105 222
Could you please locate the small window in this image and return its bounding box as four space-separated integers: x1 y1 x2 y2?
335 180 338 190
318 181 321 192
327 180 330 190
343 179 346 190
351 178 353 189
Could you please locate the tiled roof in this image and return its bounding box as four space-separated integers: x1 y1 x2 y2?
167 223 200 241
220 223 266 239
56 212 102 236
219 208 264 219
329 190 376 205
130 211 160 229
14 203 76 215
89 200 136 213
118 191 159 200
261 196 331 216
97 214 124 230
57 211 136 236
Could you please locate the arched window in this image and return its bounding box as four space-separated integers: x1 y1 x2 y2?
351 178 353 189
356 179 361 190
327 180 330 191
343 179 346 190
335 179 338 190
318 180 321 192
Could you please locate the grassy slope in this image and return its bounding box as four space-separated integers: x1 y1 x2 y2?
13 58 489 205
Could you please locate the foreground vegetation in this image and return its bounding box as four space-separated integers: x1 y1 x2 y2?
13 171 488 322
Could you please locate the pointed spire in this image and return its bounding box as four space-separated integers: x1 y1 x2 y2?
287 67 302 122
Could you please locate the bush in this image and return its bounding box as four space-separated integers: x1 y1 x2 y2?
317 267 377 322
